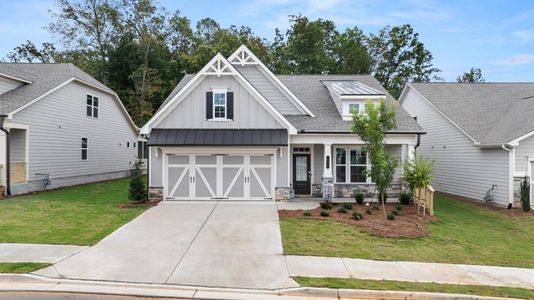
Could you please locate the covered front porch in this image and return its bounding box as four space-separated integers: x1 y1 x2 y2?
0 123 29 195
288 133 417 200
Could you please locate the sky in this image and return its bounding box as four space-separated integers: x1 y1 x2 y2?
0 0 533 82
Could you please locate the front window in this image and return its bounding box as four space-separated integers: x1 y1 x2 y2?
87 95 99 118
81 138 88 160
213 92 226 119
335 147 368 183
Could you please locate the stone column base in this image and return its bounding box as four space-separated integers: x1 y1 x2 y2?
149 186 164 201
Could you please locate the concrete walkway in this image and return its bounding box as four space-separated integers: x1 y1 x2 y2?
0 243 87 263
33 202 294 289
286 255 534 289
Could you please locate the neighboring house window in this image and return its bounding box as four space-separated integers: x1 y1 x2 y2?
335 147 369 183
213 92 226 119
87 95 99 118
81 138 88 160
127 141 130 148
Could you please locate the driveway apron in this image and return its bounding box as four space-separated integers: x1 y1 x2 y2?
34 201 290 289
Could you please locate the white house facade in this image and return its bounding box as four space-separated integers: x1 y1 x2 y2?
0 63 140 195
141 46 424 201
400 82 534 207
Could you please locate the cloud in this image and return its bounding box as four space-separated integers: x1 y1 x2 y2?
513 29 534 42
495 54 534 66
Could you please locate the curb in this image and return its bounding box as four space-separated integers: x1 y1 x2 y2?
0 274 518 300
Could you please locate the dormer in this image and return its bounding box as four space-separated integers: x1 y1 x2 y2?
322 80 386 121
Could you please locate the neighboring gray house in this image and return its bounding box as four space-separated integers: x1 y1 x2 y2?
0 63 139 195
400 82 534 207
141 45 424 201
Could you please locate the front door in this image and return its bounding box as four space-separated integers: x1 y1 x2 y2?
293 153 311 195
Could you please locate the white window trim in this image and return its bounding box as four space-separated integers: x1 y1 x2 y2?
334 146 371 184
86 94 99 118
81 137 89 161
212 88 227 120
342 100 380 121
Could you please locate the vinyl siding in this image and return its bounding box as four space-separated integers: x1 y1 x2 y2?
156 75 283 129
0 76 23 95
515 134 534 174
10 129 26 162
234 65 302 115
402 87 510 205
11 81 138 181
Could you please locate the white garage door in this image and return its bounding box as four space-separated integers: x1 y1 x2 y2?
165 153 274 200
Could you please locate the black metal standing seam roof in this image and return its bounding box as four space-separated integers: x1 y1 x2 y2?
147 129 288 146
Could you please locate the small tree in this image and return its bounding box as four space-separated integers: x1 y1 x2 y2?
129 158 147 202
520 176 531 213
352 100 397 221
402 155 435 204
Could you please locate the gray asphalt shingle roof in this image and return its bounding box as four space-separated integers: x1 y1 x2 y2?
408 82 534 144
0 63 111 115
161 74 424 133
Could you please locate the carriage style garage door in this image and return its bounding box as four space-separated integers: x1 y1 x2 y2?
165 153 274 200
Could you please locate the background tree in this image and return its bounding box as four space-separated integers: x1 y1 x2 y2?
457 68 485 83
331 27 372 74
352 100 398 221
368 24 441 98
7 40 58 63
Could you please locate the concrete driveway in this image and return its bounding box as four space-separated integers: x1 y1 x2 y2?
34 202 293 289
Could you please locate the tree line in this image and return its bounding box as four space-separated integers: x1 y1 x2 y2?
4 0 483 125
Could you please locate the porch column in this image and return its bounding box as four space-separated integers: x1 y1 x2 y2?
323 143 333 179
407 144 415 161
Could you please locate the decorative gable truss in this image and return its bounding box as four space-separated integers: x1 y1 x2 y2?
228 45 315 117
140 53 297 135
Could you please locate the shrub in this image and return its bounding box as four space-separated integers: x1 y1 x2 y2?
387 213 395 220
129 158 147 202
391 209 400 216
355 193 364 204
520 176 531 213
320 202 333 210
399 191 411 205
395 205 403 211
342 203 353 210
303 211 311 217
337 207 348 214
352 212 363 220
320 210 330 217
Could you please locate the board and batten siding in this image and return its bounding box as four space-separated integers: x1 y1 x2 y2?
234 65 302 115
156 75 283 129
401 87 510 205
0 76 23 95
11 81 138 182
313 144 324 184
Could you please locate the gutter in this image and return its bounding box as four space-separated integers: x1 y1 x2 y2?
0 115 10 196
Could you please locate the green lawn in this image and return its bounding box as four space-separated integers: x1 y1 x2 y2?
0 263 49 273
295 277 534 300
0 178 148 245
281 194 534 267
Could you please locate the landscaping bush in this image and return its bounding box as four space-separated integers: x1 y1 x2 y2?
342 203 353 210
337 207 348 214
303 211 311 217
387 213 396 220
321 202 333 210
520 176 531 213
399 191 411 205
391 209 400 216
395 205 402 211
352 211 363 220
128 158 147 202
320 210 330 217
355 193 364 204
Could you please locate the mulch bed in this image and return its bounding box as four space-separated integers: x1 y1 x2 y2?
118 199 161 208
279 202 435 238
437 192 534 218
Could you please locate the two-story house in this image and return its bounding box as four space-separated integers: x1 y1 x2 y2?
141 45 424 201
0 63 139 195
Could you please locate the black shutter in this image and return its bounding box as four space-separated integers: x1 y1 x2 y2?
206 92 213 119
227 92 234 120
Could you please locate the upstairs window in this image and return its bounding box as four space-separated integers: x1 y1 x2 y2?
213 92 226 119
206 90 234 120
87 94 99 118
349 103 360 114
81 138 88 160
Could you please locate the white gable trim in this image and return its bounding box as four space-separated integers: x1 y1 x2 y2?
228 45 315 117
399 83 478 144
0 72 32 84
141 53 297 135
8 78 138 132
509 130 534 146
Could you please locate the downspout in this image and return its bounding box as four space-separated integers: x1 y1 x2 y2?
0 115 10 196
501 144 514 208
